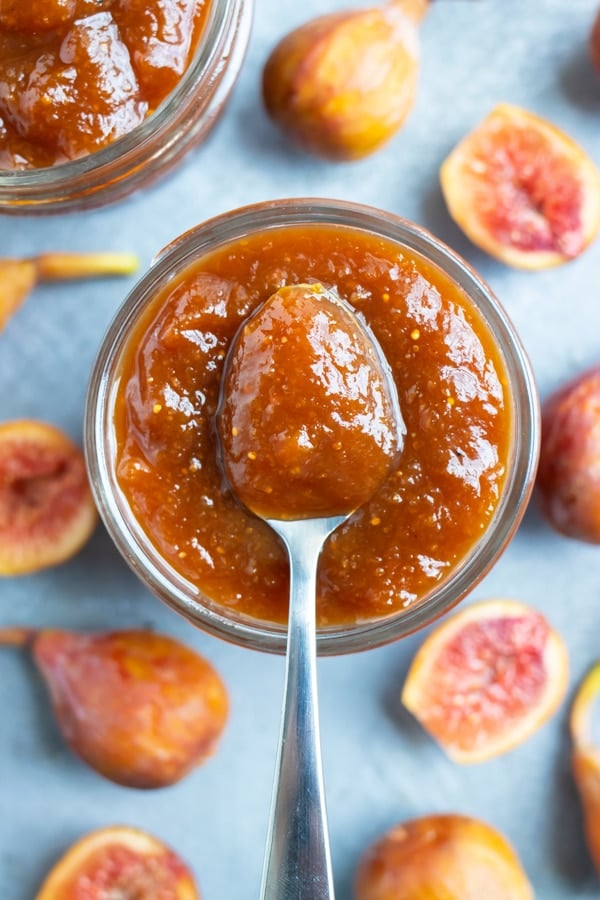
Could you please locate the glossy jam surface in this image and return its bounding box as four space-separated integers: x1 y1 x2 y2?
217 283 403 520
0 0 210 169
114 225 512 627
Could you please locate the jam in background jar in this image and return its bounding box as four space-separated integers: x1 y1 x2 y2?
0 0 252 211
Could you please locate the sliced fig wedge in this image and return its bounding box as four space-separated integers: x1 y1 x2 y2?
0 419 97 575
570 662 600 874
35 825 199 899
440 103 600 269
0 626 229 788
354 814 534 900
402 598 568 762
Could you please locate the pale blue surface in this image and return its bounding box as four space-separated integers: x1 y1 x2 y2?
1 1 600 897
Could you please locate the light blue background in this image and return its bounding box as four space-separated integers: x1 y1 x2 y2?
1 1 599 897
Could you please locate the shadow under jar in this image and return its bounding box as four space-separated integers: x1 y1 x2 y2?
85 198 540 655
0 0 252 213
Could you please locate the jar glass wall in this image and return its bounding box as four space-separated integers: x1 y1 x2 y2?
85 199 540 655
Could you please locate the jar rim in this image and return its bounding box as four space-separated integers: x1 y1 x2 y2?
85 198 541 656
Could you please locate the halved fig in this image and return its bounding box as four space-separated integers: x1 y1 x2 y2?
0 420 97 575
440 103 600 269
402 598 568 762
0 251 139 332
354 813 533 900
537 365 600 543
570 662 600 874
0 626 229 788
36 825 199 899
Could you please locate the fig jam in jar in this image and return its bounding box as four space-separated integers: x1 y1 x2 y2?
86 199 540 654
0 0 252 211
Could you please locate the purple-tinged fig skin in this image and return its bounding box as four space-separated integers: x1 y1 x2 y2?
32 628 229 788
537 366 600 542
590 8 600 76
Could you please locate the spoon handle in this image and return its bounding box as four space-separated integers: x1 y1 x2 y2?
260 519 337 900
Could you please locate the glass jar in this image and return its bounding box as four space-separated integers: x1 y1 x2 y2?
85 198 540 655
0 0 252 214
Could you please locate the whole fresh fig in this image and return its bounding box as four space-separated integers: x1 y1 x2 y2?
355 814 534 900
537 365 600 542
262 0 428 161
0 626 229 788
590 6 600 75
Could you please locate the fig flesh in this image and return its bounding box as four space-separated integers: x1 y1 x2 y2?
354 814 534 900
0 251 139 332
402 598 568 762
36 825 199 899
537 366 600 543
440 103 600 269
0 419 97 575
570 662 600 874
0 627 229 788
262 0 428 161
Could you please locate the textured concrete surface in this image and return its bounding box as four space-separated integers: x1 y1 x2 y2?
1 1 600 897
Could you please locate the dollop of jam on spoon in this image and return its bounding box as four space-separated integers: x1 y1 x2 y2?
218 282 404 519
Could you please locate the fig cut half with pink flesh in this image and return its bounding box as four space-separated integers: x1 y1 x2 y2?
402 598 569 762
0 419 97 575
35 825 200 899
440 103 600 269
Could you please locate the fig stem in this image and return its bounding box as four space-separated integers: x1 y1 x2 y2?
0 252 139 333
33 252 140 281
0 626 36 647
390 0 430 23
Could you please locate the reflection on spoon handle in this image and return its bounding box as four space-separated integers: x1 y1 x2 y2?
259 518 339 900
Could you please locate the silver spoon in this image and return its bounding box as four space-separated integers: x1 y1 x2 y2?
258 512 345 899
216 284 404 900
